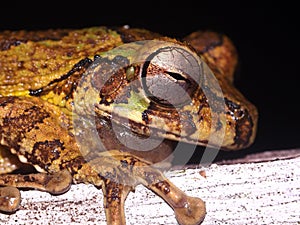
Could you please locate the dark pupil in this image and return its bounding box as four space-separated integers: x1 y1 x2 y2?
167 71 187 81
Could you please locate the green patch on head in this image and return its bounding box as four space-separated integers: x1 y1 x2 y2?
112 89 150 122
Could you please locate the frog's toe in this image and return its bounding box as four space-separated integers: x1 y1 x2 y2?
174 195 206 225
0 186 21 213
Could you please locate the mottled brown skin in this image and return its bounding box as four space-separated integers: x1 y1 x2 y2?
184 31 258 149
0 26 258 225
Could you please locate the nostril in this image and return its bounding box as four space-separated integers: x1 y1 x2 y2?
234 109 254 149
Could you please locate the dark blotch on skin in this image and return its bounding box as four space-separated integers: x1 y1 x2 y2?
0 102 50 153
28 139 64 168
120 160 128 168
226 98 241 111
60 156 85 175
92 56 128 92
23 175 35 182
141 110 149 123
155 180 171 195
0 96 16 107
225 98 245 121
113 85 131 104
104 179 122 205
124 156 138 172
93 56 130 106
180 111 196 136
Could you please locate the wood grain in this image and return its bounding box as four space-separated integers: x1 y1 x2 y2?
0 151 299 225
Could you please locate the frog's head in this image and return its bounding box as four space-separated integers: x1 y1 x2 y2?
74 35 258 154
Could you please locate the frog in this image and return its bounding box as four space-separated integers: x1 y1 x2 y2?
0 25 258 225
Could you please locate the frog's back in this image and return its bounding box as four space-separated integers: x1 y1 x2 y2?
0 26 161 97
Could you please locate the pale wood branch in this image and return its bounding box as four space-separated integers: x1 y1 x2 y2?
0 153 299 225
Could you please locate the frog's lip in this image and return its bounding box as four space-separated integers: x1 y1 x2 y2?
95 95 258 152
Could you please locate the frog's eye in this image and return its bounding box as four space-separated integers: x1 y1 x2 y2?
141 46 201 107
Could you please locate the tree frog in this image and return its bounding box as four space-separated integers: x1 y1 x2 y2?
0 25 258 225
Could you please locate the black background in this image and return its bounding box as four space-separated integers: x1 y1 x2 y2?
1 3 299 158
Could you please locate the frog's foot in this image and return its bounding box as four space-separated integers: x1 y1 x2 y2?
92 150 206 225
0 169 72 212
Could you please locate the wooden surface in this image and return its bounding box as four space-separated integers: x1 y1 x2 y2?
0 149 299 225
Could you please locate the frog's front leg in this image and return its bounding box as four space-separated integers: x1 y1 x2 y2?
91 150 206 225
0 169 72 212
139 165 206 225
102 180 132 225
